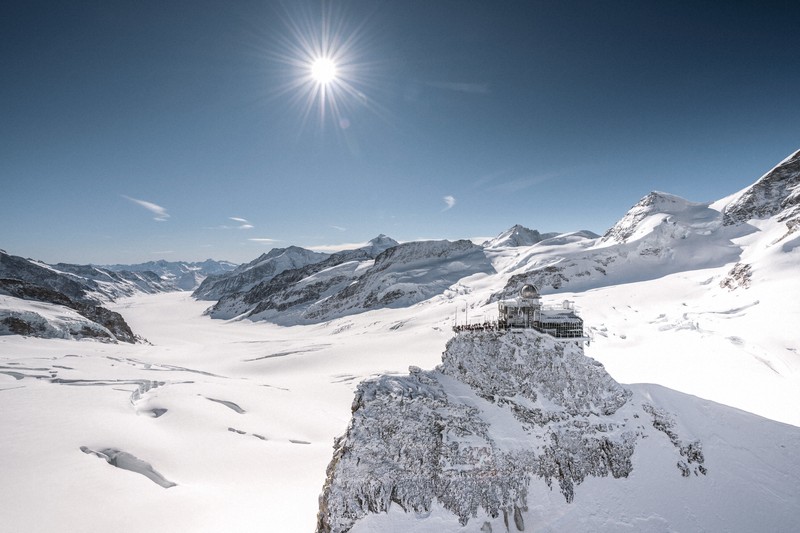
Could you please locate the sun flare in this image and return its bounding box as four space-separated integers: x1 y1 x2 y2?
269 3 380 130
310 57 337 84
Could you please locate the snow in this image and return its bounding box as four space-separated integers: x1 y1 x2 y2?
2 276 798 532
0 292 451 532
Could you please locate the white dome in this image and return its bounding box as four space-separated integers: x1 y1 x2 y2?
520 284 540 299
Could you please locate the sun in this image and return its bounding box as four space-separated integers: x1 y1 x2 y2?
267 2 381 131
310 57 337 84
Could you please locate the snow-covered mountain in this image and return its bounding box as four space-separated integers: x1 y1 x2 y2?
206 237 493 324
0 251 150 342
104 259 237 291
318 329 796 533
193 246 329 300
483 224 562 248
208 235 399 324
495 190 749 300
303 239 493 322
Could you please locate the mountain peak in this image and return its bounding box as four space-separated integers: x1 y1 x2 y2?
359 234 399 256
602 191 701 243
485 224 555 248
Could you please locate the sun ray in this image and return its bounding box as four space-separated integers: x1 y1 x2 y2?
260 2 391 136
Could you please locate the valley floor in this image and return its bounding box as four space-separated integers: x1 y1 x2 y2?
0 292 451 533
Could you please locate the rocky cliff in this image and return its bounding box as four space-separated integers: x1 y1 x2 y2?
317 330 705 532
722 148 800 237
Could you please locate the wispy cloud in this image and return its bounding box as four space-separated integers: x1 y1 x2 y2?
230 217 254 230
206 217 254 230
248 237 281 244
122 195 169 222
330 225 347 232
442 195 456 211
427 81 490 94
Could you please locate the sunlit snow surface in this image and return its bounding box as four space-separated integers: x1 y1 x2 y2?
2 214 800 531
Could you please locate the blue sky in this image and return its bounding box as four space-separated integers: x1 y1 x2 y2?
2 1 798 264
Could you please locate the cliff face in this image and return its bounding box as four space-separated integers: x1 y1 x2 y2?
317 330 705 533
722 149 800 233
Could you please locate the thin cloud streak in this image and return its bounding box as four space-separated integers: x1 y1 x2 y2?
122 195 170 222
248 237 281 244
230 217 254 230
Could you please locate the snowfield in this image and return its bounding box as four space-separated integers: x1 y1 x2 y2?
1 285 798 532
0 292 452 533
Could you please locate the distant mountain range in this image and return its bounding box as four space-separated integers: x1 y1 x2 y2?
103 259 238 291
3 148 798 346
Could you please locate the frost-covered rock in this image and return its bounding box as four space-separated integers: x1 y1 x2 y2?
317 330 704 533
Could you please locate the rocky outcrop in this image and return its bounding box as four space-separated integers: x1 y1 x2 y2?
722 149 800 232
317 330 704 532
719 262 752 290
0 278 136 342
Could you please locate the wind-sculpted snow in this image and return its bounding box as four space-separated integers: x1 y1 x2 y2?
80 446 177 488
722 149 800 237
317 330 704 533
